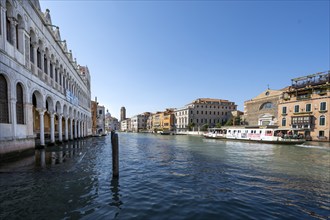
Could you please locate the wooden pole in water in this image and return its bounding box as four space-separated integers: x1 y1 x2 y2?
111 132 119 178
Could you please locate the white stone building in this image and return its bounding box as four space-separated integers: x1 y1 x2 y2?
0 0 91 154
120 119 128 132
130 113 149 132
105 110 119 133
175 98 237 132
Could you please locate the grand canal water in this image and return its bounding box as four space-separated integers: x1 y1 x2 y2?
0 133 329 220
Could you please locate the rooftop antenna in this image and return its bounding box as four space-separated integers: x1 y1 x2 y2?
267 84 270 90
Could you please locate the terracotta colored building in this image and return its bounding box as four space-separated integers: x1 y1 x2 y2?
278 71 329 141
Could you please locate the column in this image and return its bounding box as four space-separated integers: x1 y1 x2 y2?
70 118 74 140
49 62 57 88
10 18 17 48
0 6 6 48
40 50 45 80
38 109 46 146
10 97 17 138
74 118 78 139
82 121 85 137
78 120 81 138
50 112 55 144
65 116 69 141
46 57 50 75
32 43 38 75
58 114 63 142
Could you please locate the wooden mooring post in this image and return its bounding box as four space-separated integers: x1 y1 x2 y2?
111 131 119 178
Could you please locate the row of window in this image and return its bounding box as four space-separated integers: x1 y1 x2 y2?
282 102 327 114
195 105 234 110
281 116 326 126
1 3 90 110
176 110 229 116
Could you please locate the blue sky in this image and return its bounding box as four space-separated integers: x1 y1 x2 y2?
40 0 329 119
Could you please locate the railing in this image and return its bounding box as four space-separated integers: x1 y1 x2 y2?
292 71 330 89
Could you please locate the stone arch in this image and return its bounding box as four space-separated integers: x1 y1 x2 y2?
63 104 68 116
17 13 25 30
259 102 274 111
45 95 54 112
31 89 43 109
44 47 50 74
44 96 54 137
55 100 61 114
5 0 13 17
31 89 44 136
54 100 62 141
68 106 72 118
29 28 37 43
5 0 14 45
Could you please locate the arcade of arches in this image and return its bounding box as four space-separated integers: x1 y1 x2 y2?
0 73 89 152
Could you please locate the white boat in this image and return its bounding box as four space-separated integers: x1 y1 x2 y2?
203 128 227 139
204 127 305 145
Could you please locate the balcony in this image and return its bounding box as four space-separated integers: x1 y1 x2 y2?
296 93 311 100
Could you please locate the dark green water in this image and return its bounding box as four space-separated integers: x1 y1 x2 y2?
0 133 329 219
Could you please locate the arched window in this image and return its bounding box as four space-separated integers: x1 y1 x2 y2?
16 83 24 124
0 74 9 123
260 102 274 110
37 48 41 68
30 37 34 63
6 6 13 44
319 115 325 126
44 54 48 74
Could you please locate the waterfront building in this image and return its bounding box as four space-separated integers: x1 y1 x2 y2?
278 71 329 141
120 118 131 132
175 106 190 133
130 112 150 132
105 110 119 132
120 106 126 122
91 99 98 135
131 114 144 132
151 109 175 132
96 105 105 135
163 109 175 132
120 119 128 132
230 110 244 125
146 113 153 132
175 98 236 132
244 89 285 126
0 1 91 154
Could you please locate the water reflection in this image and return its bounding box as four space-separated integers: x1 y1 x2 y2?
0 140 89 171
109 178 123 218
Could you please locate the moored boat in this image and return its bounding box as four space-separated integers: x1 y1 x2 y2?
204 126 305 145
203 128 227 139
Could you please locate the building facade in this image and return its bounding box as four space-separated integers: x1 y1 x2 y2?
105 110 119 133
120 119 128 132
244 89 284 126
130 112 150 132
278 71 329 141
96 105 105 135
0 0 91 154
91 99 98 135
175 98 237 132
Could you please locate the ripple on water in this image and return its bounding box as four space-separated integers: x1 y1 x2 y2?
1 135 329 220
